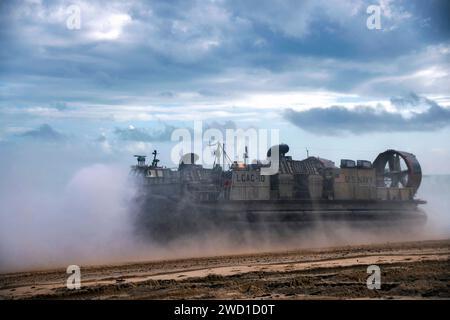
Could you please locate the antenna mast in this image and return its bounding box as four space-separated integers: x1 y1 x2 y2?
244 146 248 165
222 142 226 171
151 150 160 167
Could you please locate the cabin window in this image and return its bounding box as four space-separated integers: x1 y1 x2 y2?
147 169 158 178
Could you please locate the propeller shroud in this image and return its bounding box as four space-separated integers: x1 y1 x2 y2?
373 150 422 194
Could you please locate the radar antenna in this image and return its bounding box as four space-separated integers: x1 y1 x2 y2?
134 155 146 166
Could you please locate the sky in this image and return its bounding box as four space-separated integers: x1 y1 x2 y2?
0 0 450 173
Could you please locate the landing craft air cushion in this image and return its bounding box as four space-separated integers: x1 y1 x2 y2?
131 145 426 241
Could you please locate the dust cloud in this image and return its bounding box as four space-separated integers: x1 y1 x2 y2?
0 141 449 273
0 141 147 272
0 163 138 271
417 175 450 237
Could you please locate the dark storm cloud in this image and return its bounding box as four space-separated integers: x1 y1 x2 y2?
284 96 450 134
390 93 441 109
0 0 449 110
19 124 66 141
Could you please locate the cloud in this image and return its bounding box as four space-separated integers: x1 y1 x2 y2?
389 92 443 114
49 102 68 111
284 95 450 135
96 132 107 142
204 120 237 132
114 124 175 142
19 124 66 141
0 0 449 133
390 92 424 108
